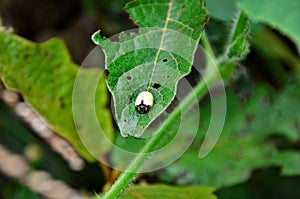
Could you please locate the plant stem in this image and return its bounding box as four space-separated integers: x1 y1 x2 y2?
229 10 248 45
224 9 249 60
215 10 250 79
201 31 215 58
98 69 217 199
99 9 250 199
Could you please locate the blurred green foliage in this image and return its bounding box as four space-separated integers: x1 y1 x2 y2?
237 0 300 48
121 185 216 199
0 178 41 199
154 80 300 188
0 32 114 162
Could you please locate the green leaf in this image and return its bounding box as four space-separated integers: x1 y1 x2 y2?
1 182 41 199
157 78 300 188
0 31 114 162
227 11 250 59
92 0 209 137
237 0 300 48
206 0 237 21
121 184 217 199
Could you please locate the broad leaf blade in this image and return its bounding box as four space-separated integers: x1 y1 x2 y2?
237 0 300 48
0 31 114 162
158 79 300 188
121 184 216 199
92 0 209 137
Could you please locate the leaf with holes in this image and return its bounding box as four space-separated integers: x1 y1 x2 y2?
92 0 209 137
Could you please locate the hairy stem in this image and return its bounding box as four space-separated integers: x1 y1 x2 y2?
229 10 248 46
201 31 215 58
223 9 250 60
98 69 217 199
99 10 250 199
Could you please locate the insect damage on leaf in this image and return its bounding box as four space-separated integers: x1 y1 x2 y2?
92 0 209 137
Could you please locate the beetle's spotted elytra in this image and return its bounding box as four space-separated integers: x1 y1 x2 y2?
135 91 154 114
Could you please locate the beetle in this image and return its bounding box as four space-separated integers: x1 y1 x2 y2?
135 91 154 114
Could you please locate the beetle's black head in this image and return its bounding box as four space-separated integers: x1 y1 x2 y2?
135 103 150 114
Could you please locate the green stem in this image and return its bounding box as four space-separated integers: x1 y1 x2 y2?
230 10 248 45
216 10 250 79
99 9 250 199
224 10 249 59
98 70 217 199
201 31 215 58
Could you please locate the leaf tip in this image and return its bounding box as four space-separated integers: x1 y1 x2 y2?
91 30 104 45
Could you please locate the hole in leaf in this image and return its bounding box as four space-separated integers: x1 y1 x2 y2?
127 76 132 80
105 69 110 77
162 58 168 62
153 83 161 89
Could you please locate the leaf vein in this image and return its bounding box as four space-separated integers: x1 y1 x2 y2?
147 0 174 90
169 19 194 31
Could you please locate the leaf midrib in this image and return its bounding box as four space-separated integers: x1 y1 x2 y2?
147 0 174 90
